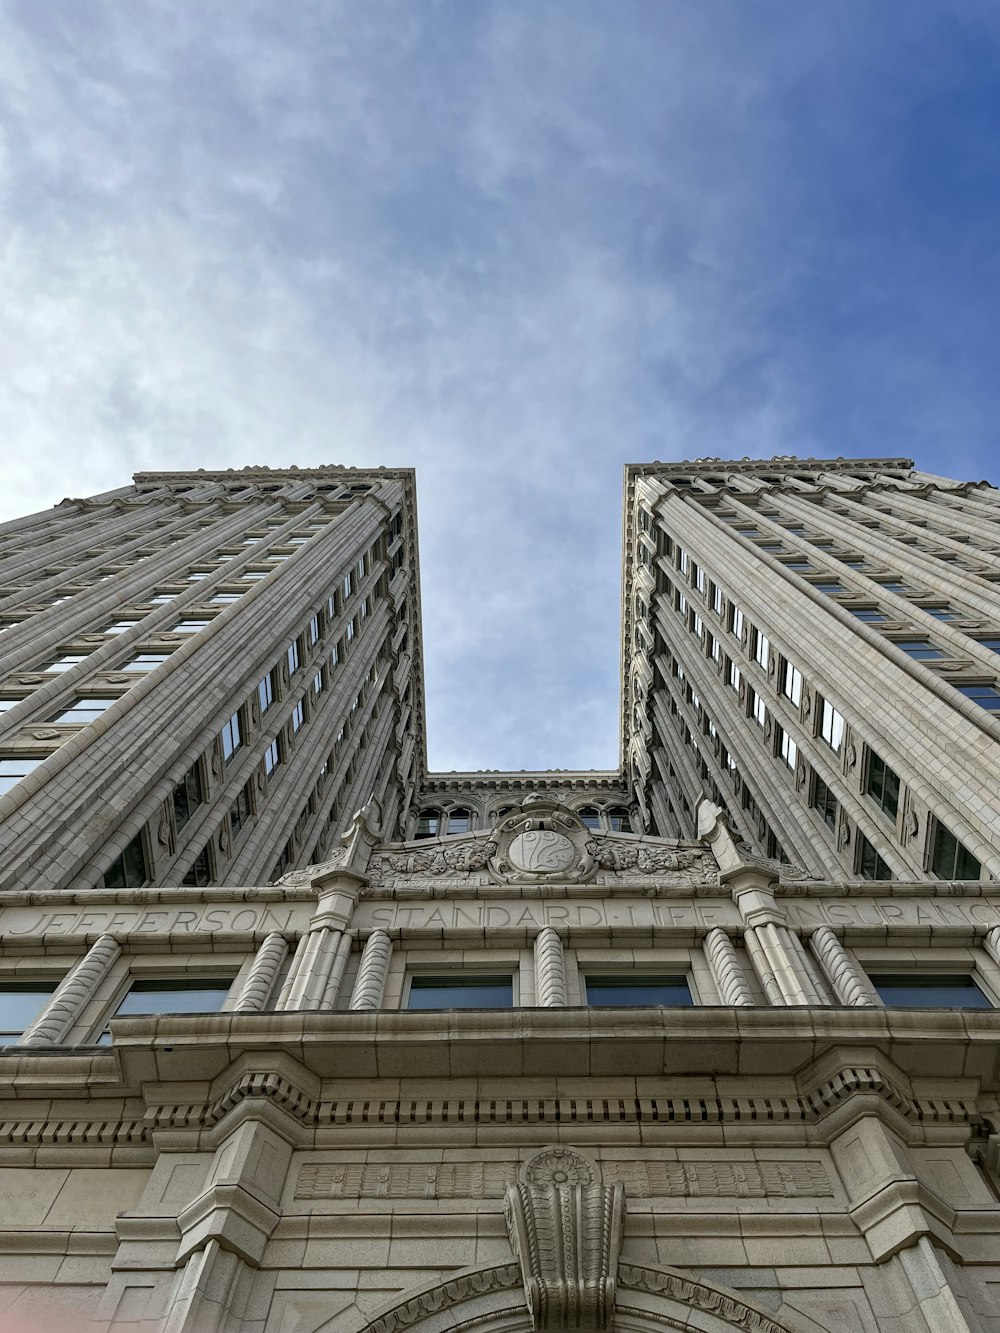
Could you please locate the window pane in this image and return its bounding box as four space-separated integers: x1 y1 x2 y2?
407 976 513 1009
49 698 114 724
0 982 58 1040
586 975 692 1006
578 806 600 830
99 978 233 1042
868 974 991 1009
447 809 470 834
0 758 42 794
607 807 631 832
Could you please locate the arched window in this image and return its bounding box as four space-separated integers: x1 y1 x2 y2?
607 806 632 833
415 809 440 839
446 808 470 835
578 806 601 831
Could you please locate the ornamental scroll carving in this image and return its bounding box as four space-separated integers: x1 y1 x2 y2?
504 1148 625 1330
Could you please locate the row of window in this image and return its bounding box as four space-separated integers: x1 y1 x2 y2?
99 577 392 888
0 964 994 1043
413 804 632 839
658 542 984 879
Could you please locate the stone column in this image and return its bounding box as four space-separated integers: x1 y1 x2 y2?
534 927 567 1007
727 871 825 1006
233 932 289 1012
349 930 393 1010
809 926 877 1006
20 932 121 1046
276 884 358 1011
703 928 754 1006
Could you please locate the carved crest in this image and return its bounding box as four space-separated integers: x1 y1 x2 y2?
488 796 596 885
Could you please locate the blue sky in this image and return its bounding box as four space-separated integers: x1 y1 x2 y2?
1 2 999 771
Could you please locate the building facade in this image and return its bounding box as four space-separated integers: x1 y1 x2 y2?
0 460 998 1333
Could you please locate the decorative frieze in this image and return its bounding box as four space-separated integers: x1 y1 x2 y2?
293 1156 834 1201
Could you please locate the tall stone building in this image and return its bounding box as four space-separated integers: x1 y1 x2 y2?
0 458 998 1333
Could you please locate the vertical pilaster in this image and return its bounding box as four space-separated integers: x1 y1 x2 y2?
727 870 825 1006
20 933 121 1046
233 932 289 1012
533 928 568 1007
703 928 754 1006
810 926 876 1006
349 930 393 1010
276 884 358 1010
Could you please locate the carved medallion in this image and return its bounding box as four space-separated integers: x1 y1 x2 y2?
508 830 576 874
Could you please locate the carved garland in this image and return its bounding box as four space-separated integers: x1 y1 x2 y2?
363 1263 797 1333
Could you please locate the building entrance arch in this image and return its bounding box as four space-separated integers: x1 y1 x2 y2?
355 1261 799 1333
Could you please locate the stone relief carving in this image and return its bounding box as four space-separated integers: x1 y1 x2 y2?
505 1147 624 1330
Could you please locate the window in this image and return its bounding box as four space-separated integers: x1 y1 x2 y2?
342 573 352 601
865 751 900 822
578 806 601 830
0 757 42 795
263 738 282 776
850 609 887 624
777 727 797 771
750 690 766 728
857 834 891 881
956 684 1000 712
711 583 724 615
181 847 212 886
695 565 706 593
923 606 956 621
308 615 320 646
101 833 148 888
209 593 242 605
0 700 18 714
811 774 837 829
929 821 981 880
874 580 911 595
407 975 513 1010
40 653 88 673
447 808 470 834
708 633 721 664
257 670 275 714
221 711 242 763
894 640 944 661
868 974 991 1009
0 981 58 1043
607 806 632 832
329 643 339 669
101 619 140 634
286 641 301 675
728 605 744 639
752 629 769 671
585 975 692 1006
975 639 1000 655
819 698 845 753
98 977 233 1042
781 660 802 706
312 671 323 698
170 620 210 635
121 653 170 673
172 763 203 833
49 697 114 725
290 701 305 733
415 810 440 839
813 582 846 596
678 549 689 576
230 782 253 839
346 620 355 643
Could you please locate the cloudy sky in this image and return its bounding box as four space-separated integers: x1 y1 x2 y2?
2 2 999 772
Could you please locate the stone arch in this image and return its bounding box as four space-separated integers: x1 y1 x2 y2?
347 1261 803 1333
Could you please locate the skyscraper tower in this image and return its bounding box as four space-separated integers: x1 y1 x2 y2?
0 467 426 889
0 458 998 1333
622 457 1000 880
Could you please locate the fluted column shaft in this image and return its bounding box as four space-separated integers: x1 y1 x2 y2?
233 933 289 1012
810 927 876 1006
704 928 754 1006
534 928 568 1007
20 933 122 1046
349 930 393 1010
743 923 825 1006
